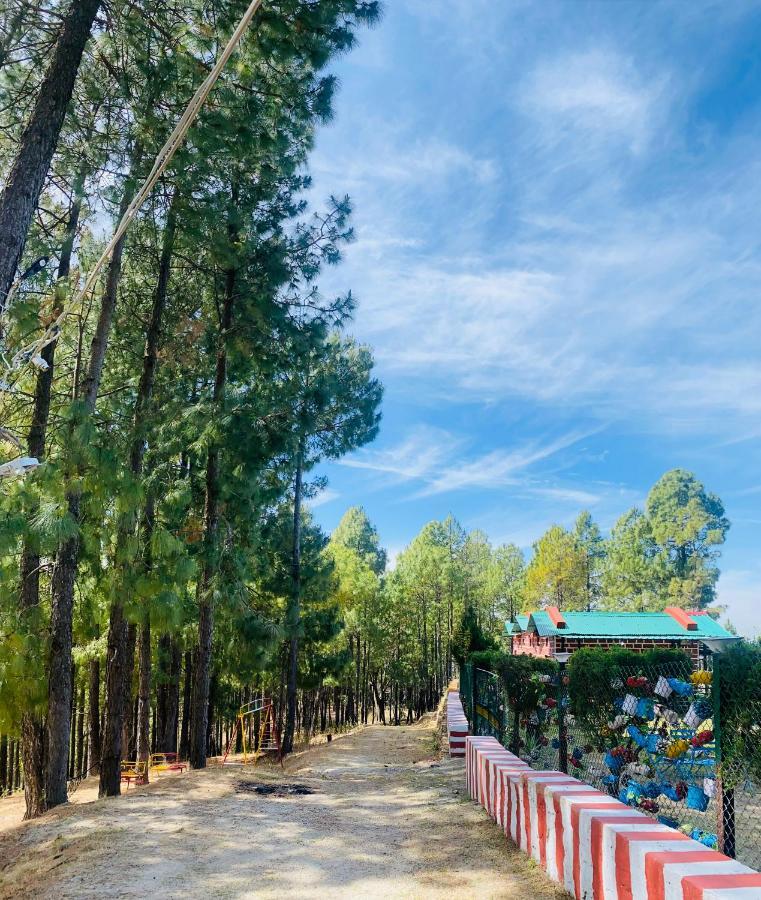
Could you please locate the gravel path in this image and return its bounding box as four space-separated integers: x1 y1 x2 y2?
0 717 568 898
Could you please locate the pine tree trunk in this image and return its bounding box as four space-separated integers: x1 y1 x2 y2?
190 577 214 768
190 251 236 769
99 185 175 794
136 620 151 772
354 631 361 725
136 489 155 770
0 0 101 309
156 633 181 753
163 640 181 753
18 178 83 817
156 634 169 746
205 672 217 758
44 513 80 808
283 445 304 754
362 641 369 724
75 681 86 778
87 656 100 776
124 623 137 758
0 734 7 793
68 669 77 780
20 715 44 816
179 651 192 759
50 162 141 809
8 740 16 792
99 606 127 796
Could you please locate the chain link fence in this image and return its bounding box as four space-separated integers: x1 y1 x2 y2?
461 643 761 871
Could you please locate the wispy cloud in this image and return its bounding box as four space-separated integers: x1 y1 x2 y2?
520 49 666 153
339 425 464 482
325 189 761 435
340 427 596 500
414 430 594 498
307 487 341 509
313 132 498 190
531 487 601 506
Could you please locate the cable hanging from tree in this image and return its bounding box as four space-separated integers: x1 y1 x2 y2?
0 0 265 390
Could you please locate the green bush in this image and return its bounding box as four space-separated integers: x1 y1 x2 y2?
716 643 761 784
495 654 558 753
452 604 498 666
468 649 509 673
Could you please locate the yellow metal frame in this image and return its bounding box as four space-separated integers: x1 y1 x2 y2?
149 752 180 772
120 759 148 786
239 703 274 763
223 699 280 765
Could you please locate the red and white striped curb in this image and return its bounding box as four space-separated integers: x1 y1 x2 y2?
446 690 469 757
464 735 761 899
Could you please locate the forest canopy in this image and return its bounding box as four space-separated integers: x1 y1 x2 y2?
0 0 383 818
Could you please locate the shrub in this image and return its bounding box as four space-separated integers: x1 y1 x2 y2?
716 642 761 784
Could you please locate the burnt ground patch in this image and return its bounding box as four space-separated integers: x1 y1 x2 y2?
234 780 315 797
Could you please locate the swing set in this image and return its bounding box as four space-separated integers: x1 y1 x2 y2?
222 698 283 767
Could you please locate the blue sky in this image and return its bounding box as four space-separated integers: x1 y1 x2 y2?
305 0 761 637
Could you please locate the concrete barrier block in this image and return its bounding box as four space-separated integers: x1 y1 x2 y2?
458 698 761 898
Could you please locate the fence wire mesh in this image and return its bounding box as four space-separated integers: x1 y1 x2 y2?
462 645 761 870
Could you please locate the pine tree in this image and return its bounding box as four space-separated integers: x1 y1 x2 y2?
0 0 102 309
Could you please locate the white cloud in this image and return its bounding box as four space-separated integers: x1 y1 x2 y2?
339 424 463 482
328 201 761 436
531 487 601 506
308 488 340 509
340 426 596 500
520 49 666 154
313 133 498 190
414 430 594 498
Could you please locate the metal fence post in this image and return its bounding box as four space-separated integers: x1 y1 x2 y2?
498 682 505 746
558 661 568 774
713 654 736 858
471 664 478 735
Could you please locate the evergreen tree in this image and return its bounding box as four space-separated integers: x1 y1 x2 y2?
573 510 605 610
524 524 587 611
331 505 387 574
645 468 729 609
601 508 667 611
0 0 102 310
283 339 381 752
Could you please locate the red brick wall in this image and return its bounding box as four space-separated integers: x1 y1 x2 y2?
511 635 701 667
512 633 555 658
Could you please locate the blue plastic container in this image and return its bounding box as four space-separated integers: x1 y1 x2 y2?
667 678 693 697
605 752 622 773
686 784 709 811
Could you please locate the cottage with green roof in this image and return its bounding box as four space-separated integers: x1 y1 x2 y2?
508 606 738 667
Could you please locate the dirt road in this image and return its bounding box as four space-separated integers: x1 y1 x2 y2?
0 716 567 899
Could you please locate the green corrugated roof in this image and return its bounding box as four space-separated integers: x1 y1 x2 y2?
515 610 735 641
504 615 530 635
